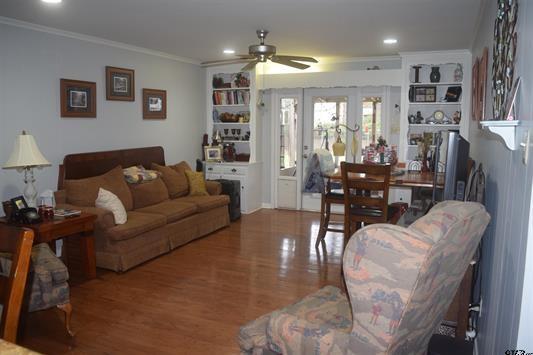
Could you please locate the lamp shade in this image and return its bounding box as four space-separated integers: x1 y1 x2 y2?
3 131 50 169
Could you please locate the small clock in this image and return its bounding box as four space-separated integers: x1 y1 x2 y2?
433 110 445 123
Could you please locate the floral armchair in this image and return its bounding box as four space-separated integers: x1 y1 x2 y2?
239 201 490 354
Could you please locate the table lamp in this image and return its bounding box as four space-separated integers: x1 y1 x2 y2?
3 131 51 207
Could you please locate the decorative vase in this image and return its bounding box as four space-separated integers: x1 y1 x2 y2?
454 64 463 82
430 67 441 83
413 65 422 83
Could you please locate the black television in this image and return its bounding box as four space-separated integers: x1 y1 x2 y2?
434 130 470 201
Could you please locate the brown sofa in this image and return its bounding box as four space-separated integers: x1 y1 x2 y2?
55 146 230 272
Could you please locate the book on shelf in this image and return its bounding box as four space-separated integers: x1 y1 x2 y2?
54 208 82 219
212 90 250 105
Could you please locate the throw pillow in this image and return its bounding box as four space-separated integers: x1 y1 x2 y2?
123 165 161 184
151 163 188 198
170 161 192 175
184 171 209 196
95 188 127 224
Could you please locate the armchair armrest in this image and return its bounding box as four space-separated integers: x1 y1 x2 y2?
55 203 115 231
267 311 352 355
205 180 222 195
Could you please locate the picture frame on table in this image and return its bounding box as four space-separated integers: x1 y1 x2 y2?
106 66 135 101
60 79 96 118
204 146 222 162
10 195 28 211
142 89 167 119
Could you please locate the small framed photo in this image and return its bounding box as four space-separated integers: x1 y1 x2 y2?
204 146 222 162
106 66 135 101
142 89 167 119
412 86 436 103
10 195 28 211
60 79 96 117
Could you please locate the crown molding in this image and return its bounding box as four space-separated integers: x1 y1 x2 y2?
399 49 472 57
318 55 401 64
0 16 201 66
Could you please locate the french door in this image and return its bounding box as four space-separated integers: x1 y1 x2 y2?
301 88 359 211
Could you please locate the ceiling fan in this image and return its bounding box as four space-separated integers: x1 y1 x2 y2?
201 30 318 71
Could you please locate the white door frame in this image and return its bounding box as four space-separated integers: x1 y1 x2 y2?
270 89 304 209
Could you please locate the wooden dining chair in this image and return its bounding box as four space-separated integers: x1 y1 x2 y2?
315 179 345 248
0 225 34 343
341 162 392 240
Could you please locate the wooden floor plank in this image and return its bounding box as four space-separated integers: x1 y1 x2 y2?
19 209 344 354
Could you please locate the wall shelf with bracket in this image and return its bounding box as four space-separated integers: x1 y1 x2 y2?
479 120 531 151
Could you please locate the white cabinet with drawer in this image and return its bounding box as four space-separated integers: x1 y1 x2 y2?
205 162 262 214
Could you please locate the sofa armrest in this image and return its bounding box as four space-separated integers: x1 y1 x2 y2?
205 180 222 195
56 203 115 231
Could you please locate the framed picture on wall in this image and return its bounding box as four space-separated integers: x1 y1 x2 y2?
477 47 489 121
106 66 135 101
142 89 167 119
60 78 96 118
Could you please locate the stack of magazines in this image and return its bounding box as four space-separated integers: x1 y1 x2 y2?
54 209 82 219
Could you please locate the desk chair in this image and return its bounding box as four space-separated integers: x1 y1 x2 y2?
0 225 34 343
341 162 392 240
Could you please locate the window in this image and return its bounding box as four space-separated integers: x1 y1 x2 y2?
312 96 347 162
361 97 382 148
280 98 298 175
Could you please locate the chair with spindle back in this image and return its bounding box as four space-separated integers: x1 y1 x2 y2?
341 162 392 240
0 225 34 343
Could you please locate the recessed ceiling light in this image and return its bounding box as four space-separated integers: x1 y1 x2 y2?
223 49 235 54
383 38 398 44
41 0 62 3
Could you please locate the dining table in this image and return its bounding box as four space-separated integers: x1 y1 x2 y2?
323 168 444 189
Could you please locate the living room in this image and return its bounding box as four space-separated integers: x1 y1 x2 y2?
0 0 532 354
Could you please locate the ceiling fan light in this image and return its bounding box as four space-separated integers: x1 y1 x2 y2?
383 38 398 44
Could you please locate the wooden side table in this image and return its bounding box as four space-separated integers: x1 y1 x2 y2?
0 213 97 280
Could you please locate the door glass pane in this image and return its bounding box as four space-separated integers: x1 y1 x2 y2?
280 98 298 176
312 96 348 162
361 97 382 149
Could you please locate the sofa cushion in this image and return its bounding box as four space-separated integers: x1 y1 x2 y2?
128 178 169 209
64 165 133 211
136 200 198 223
151 163 189 198
103 211 166 241
178 195 229 213
170 161 192 174
185 171 209 196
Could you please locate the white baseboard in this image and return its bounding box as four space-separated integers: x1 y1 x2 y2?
261 203 273 209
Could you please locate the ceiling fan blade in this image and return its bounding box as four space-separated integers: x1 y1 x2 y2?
201 58 251 66
241 60 259 71
270 57 310 70
273 55 318 63
236 54 256 59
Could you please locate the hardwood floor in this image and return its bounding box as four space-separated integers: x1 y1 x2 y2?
19 209 345 354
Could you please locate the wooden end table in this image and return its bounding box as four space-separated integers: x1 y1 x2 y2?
0 213 97 280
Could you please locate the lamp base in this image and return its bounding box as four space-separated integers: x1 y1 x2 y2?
23 167 38 207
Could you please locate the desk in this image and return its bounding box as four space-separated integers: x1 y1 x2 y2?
0 213 97 280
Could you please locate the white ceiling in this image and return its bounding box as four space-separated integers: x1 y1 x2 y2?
0 0 483 63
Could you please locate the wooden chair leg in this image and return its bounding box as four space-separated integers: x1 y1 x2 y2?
57 302 75 337
315 195 328 248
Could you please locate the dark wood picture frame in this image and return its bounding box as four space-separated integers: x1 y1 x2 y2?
471 58 479 120
477 47 489 121
142 89 167 119
413 86 436 103
60 79 97 118
106 66 135 101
